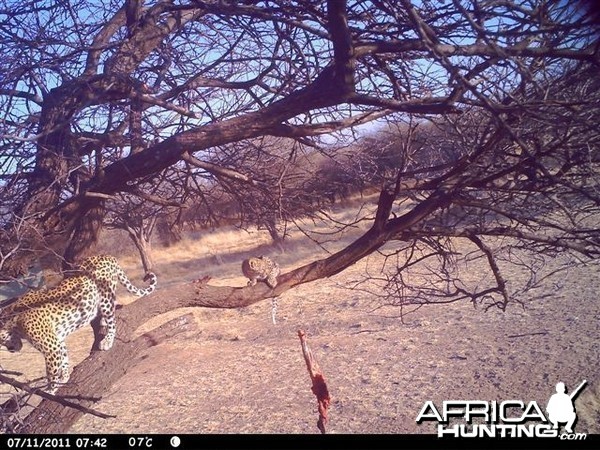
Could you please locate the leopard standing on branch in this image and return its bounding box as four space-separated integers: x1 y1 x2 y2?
0 255 157 393
241 256 280 288
241 256 281 324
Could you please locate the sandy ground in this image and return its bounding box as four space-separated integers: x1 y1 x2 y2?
1 211 599 435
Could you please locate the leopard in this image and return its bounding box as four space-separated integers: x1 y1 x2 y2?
241 256 280 289
0 255 157 393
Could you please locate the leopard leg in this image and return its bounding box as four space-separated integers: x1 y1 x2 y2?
96 289 117 351
98 300 116 351
99 328 115 350
42 341 69 394
26 319 69 393
266 274 278 288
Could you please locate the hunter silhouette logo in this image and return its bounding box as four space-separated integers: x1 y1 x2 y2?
416 379 589 438
546 380 587 434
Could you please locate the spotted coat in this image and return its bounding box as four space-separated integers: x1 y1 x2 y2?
241 256 280 289
0 255 157 393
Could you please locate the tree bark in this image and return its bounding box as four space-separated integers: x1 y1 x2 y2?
18 314 197 434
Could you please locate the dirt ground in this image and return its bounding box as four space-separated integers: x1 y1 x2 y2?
1 215 599 435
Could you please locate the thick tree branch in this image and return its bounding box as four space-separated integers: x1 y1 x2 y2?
16 313 198 433
107 4 205 75
354 39 599 61
269 110 393 137
349 94 458 114
327 0 356 95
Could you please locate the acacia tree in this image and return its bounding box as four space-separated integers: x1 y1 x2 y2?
1 0 599 433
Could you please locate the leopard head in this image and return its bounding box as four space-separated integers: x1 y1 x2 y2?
0 326 23 352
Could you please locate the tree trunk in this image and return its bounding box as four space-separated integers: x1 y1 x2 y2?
265 217 285 254
125 227 154 274
122 217 156 273
62 200 107 269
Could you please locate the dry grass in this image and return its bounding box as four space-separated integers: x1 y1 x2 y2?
1 198 599 434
